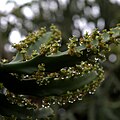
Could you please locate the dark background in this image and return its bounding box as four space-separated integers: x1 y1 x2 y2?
0 0 120 119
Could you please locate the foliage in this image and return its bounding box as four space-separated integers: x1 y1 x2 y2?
0 0 120 120
0 24 120 119
0 0 120 60
58 44 120 120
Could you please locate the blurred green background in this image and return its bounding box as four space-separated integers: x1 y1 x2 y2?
0 0 120 120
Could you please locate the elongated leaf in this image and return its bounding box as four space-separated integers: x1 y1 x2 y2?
1 71 97 97
0 93 54 119
1 25 119 74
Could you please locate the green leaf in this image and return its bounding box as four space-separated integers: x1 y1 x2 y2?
111 26 120 38
1 71 97 97
11 32 52 63
1 25 119 74
1 50 95 74
102 32 110 42
0 93 54 119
